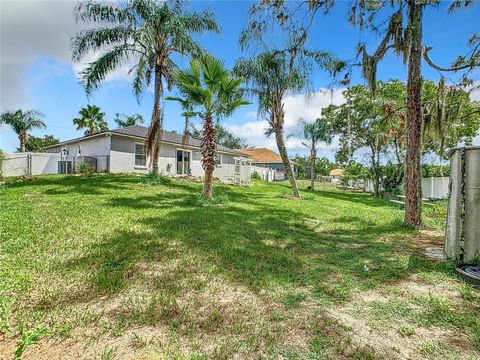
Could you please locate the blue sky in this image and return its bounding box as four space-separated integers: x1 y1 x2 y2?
1 0 479 161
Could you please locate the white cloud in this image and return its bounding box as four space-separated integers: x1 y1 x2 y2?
0 1 79 109
283 88 345 135
0 0 134 111
469 81 480 102
226 88 345 152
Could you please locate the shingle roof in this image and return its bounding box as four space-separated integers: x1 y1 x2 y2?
236 148 283 164
111 125 244 155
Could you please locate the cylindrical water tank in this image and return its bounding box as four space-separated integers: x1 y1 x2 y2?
445 146 480 263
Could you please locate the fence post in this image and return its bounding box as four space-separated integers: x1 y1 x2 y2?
27 153 32 177
429 177 433 198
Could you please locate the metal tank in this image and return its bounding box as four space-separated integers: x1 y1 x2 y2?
445 146 480 263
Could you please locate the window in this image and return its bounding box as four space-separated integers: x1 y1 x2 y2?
78 146 81 155
135 143 146 167
176 149 191 175
214 154 222 167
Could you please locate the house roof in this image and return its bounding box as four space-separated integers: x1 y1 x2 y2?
329 168 343 176
236 148 283 164
44 125 246 155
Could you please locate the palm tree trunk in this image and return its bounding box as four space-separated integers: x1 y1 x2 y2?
202 112 216 200
182 115 190 148
404 0 423 229
148 67 163 174
19 133 27 152
310 148 316 190
275 126 301 198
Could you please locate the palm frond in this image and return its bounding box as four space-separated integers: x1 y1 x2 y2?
74 0 133 25
71 26 133 62
81 44 134 95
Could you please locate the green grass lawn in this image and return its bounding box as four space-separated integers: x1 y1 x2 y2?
0 174 478 359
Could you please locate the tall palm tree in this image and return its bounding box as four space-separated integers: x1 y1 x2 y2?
72 0 220 173
167 56 249 200
302 118 332 191
0 110 46 152
114 113 144 128
73 105 108 136
234 52 308 198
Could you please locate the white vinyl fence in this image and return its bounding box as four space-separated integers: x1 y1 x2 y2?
251 166 276 182
2 152 62 177
2 152 109 177
421 177 449 199
362 176 449 199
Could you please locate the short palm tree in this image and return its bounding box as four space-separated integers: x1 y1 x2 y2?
167 56 249 200
302 118 332 190
114 113 144 128
73 105 108 136
0 110 46 152
72 0 220 173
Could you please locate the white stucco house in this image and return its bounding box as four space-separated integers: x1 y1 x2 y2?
42 125 252 184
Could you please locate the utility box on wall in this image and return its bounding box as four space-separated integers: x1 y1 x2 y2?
445 146 480 263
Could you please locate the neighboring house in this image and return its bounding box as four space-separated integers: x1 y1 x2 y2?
237 148 297 181
43 125 252 184
329 168 343 183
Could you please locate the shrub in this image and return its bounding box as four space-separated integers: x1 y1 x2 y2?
184 193 229 207
251 171 261 180
422 164 450 178
139 172 171 186
78 162 94 175
380 162 404 194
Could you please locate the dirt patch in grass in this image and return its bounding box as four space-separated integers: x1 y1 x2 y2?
412 228 445 252
328 274 479 359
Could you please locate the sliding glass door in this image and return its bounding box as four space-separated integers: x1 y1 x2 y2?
176 149 191 175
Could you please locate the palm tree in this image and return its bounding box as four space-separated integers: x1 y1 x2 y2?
234 52 308 198
302 118 332 191
73 105 108 136
167 56 249 200
0 110 46 152
72 0 220 173
165 95 196 147
114 113 144 128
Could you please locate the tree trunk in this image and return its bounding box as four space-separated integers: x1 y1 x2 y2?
148 67 163 174
19 133 27 152
275 126 301 198
310 148 316 190
202 112 216 200
373 166 380 197
404 0 424 229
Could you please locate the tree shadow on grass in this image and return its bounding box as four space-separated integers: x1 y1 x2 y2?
49 198 431 312
311 188 403 209
6 174 138 196
5 173 200 197
25 174 448 318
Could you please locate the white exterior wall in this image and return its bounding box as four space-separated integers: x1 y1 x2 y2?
46 134 111 172
109 135 147 173
109 135 250 183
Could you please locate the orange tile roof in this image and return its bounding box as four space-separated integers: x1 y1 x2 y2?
329 168 343 176
236 148 284 164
